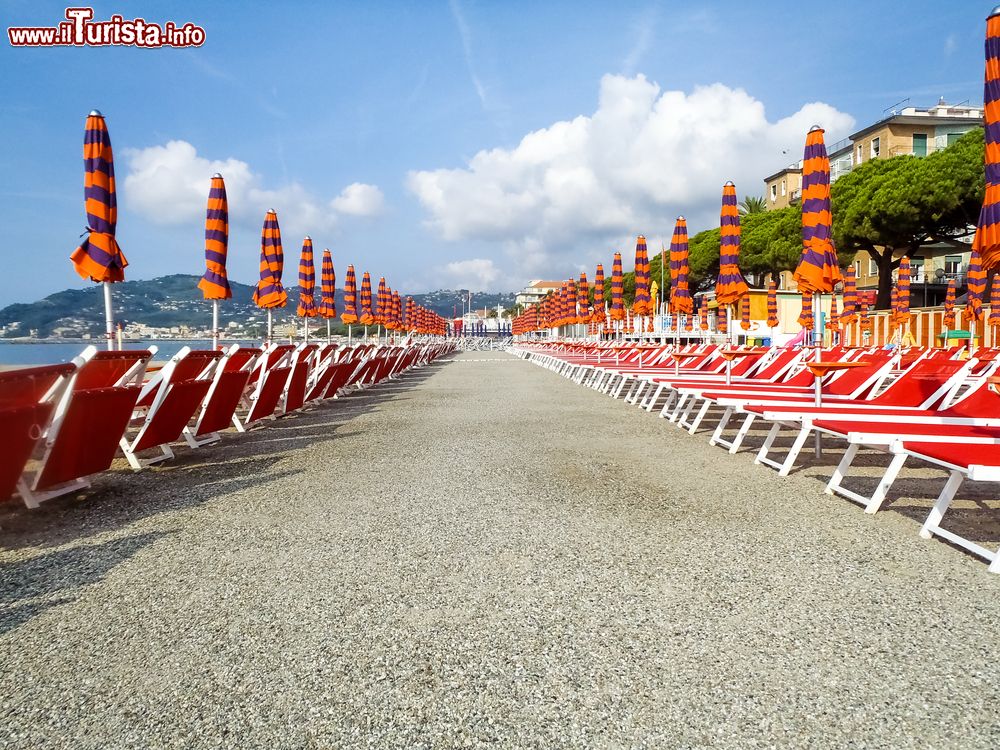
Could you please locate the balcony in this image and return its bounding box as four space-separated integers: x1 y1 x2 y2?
789 188 801 205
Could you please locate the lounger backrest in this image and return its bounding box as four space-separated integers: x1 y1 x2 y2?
75 350 151 389
0 363 75 407
753 349 801 381
823 352 895 397
171 350 223 381
872 359 972 408
224 348 260 372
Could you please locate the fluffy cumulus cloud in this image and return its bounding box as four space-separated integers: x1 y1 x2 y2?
331 182 385 217
408 74 855 284
121 140 383 234
439 258 501 290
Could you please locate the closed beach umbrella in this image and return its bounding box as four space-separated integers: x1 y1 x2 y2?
826 296 839 332
699 296 710 331
577 273 590 325
991 275 1000 332
392 290 402 331
359 271 374 326
717 302 728 335
566 278 577 329
632 236 652 316
375 276 388 327
740 293 751 331
198 173 231 349
890 286 899 327
975 7 1000 273
860 299 872 333
341 265 359 326
253 209 288 341
943 279 957 330
317 249 336 342
610 253 625 323
896 257 911 327
798 292 814 330
964 247 987 327
406 297 417 333
669 217 693 319
716 182 749 306
591 263 606 326
767 280 779 329
794 126 842 355
70 111 128 350
840 266 858 325
296 238 316 341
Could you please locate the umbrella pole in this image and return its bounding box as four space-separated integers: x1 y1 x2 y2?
103 281 114 351
266 309 273 344
304 319 309 343
348 324 353 344
327 319 331 344
212 300 219 350
813 291 822 457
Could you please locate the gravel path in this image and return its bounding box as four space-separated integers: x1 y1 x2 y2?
1 350 998 748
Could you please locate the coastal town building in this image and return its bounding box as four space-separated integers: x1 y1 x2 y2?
514 280 562 308
765 98 983 303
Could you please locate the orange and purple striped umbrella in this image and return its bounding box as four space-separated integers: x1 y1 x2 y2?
632 236 652 316
406 297 417 332
375 277 388 326
393 290 403 330
317 249 336 319
840 266 857 324
860 299 872 333
669 217 693 314
610 253 625 321
577 273 590 324
826 296 839 331
296 237 316 318
793 127 843 294
739 293 751 331
197 173 231 300
890 287 899 327
71 111 128 282
341 264 359 324
975 8 1000 273
716 182 748 306
717 302 728 334
591 263 606 325
895 257 911 326
991 275 1000 329
699 297 710 331
359 272 374 325
798 292 814 330
252 209 287 309
766 280 779 328
566 278 577 325
964 247 987 325
943 279 957 330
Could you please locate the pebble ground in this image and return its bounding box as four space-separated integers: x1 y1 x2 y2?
1 350 998 748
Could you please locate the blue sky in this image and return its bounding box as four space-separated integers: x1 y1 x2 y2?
0 0 987 305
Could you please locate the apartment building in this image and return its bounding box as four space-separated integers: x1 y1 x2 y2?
764 98 982 303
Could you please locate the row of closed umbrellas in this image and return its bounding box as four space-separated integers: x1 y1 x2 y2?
68 111 448 347
515 7 1000 341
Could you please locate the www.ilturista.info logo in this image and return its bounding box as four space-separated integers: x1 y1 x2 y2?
8 7 205 48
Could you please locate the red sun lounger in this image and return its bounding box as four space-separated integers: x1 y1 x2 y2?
119 347 224 470
183 346 261 447
17 347 151 508
0 363 75 503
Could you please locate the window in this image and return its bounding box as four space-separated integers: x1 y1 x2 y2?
854 260 862 277
856 144 864 165
910 256 925 282
781 180 786 196
869 257 878 276
871 137 880 158
946 132 963 147
912 133 927 157
944 255 962 275
770 183 777 201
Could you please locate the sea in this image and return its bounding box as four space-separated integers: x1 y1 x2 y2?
0 339 263 366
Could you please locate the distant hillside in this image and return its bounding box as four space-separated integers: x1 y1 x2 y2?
0 275 516 337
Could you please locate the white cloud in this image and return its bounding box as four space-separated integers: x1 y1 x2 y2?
439 258 500 290
121 140 383 234
407 74 855 284
330 182 384 217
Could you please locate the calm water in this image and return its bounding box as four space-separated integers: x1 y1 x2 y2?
0 339 262 366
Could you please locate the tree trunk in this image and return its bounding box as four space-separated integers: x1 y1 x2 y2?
872 247 902 310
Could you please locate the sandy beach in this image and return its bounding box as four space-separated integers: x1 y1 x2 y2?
1 350 998 748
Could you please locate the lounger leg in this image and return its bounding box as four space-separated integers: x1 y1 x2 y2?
755 423 783 467
864 453 907 514
920 471 964 540
729 414 757 454
659 391 678 419
825 443 860 496
777 427 811 477
708 405 733 447
668 394 689 423
643 384 663 412
686 400 711 434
